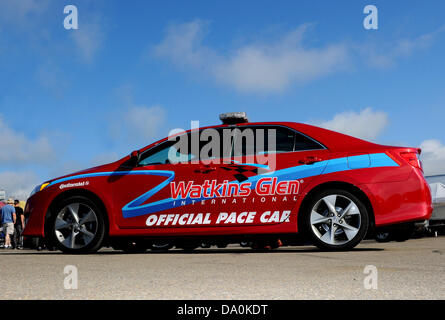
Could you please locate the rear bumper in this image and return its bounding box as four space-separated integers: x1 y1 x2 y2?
362 169 433 227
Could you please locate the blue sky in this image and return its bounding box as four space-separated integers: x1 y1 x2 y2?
1 0 445 198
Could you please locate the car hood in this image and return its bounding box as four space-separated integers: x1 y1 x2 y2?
46 159 125 184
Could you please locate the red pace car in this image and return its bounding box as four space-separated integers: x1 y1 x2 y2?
23 113 432 253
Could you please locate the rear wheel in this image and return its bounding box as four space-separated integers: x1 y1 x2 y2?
303 189 369 251
48 196 106 254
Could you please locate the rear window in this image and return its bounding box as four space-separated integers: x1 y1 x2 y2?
233 125 323 156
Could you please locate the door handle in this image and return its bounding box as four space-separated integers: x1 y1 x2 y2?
299 156 322 165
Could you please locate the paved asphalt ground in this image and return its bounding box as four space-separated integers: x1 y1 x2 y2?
0 236 444 299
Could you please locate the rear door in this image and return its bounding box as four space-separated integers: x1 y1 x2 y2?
217 125 329 227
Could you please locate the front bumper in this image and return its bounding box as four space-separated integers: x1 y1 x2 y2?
22 192 50 237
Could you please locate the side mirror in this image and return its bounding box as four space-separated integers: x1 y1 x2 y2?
129 150 140 166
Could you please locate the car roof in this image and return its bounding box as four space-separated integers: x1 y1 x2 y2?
137 121 379 154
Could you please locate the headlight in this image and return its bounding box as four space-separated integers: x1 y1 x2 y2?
30 182 50 197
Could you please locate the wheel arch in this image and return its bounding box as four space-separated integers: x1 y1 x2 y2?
44 188 110 243
297 181 375 232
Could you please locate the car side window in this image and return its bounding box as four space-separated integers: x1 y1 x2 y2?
137 126 323 166
138 135 199 166
293 131 324 151
138 141 174 166
138 129 229 166
275 127 296 153
234 126 323 156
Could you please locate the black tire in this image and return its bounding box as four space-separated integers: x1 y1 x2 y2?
150 242 174 251
200 242 211 249
240 241 251 248
375 231 392 242
47 196 106 254
302 189 369 251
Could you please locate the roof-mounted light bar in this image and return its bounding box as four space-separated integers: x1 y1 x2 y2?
219 112 249 125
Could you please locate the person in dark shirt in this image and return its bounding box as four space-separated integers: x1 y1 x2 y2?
13 200 24 249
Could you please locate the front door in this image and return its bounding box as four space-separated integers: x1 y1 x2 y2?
112 135 221 230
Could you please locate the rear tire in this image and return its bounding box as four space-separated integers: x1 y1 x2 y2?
48 196 106 254
302 189 369 251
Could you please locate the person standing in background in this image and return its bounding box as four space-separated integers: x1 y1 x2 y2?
0 201 5 246
13 200 24 249
1 199 16 249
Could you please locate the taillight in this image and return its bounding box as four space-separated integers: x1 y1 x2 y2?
400 152 422 171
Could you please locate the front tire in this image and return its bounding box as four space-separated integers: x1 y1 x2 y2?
150 241 174 251
48 196 106 254
302 189 369 251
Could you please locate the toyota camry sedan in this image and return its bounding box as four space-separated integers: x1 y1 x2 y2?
23 112 432 253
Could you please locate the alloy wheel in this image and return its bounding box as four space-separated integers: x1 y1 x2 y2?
310 194 361 246
54 202 98 249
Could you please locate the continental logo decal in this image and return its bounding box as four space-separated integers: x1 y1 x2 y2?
59 181 89 189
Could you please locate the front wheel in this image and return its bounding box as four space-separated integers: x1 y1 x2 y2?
48 196 106 254
303 189 369 251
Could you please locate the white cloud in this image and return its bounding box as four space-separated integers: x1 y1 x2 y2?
70 18 106 62
0 171 39 200
0 0 49 26
314 108 388 141
124 105 167 142
0 115 55 165
362 27 443 69
154 20 216 70
155 21 445 91
110 104 167 148
0 1 105 63
420 139 445 176
154 21 350 93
